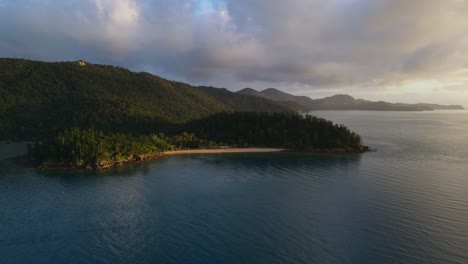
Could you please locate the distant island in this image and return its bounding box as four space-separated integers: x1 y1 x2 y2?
237 88 465 112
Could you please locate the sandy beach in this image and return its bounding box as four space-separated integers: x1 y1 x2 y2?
163 148 286 155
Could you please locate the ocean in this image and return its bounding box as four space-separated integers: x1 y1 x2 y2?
1 110 467 263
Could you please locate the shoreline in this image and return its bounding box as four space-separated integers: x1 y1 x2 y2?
6 146 373 171
162 148 287 155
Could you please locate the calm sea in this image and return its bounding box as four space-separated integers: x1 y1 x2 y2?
1 111 467 264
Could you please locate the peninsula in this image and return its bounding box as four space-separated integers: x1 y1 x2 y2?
29 112 369 170
0 58 410 170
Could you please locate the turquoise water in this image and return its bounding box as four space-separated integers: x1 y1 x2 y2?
1 111 468 263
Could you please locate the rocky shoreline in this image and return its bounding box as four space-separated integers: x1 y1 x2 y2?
6 153 165 171
39 153 165 171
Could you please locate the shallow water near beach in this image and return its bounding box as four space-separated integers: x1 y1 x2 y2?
1 110 468 263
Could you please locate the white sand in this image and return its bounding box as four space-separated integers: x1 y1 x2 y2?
163 148 286 155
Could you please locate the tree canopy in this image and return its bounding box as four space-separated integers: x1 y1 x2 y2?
0 59 299 140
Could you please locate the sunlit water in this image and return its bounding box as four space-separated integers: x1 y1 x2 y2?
1 111 468 264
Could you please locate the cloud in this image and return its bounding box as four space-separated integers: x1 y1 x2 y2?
1 0 468 104
94 0 139 26
91 0 140 52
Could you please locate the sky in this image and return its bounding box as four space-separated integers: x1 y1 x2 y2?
1 0 468 106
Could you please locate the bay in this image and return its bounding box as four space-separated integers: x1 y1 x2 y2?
1 110 467 264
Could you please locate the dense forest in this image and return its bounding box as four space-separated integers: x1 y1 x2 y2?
2 59 370 169
0 59 299 141
182 112 364 150
31 112 367 169
197 86 305 112
30 128 216 169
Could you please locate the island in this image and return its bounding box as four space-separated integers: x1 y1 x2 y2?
237 88 465 111
0 59 383 170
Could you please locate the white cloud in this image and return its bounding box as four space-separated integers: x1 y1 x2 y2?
87 0 141 56
94 0 139 26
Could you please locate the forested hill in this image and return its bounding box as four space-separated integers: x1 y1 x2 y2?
0 59 298 140
197 86 305 112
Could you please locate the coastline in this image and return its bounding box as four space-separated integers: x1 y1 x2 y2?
162 148 286 155
6 146 373 171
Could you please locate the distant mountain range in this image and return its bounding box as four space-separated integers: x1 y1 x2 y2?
237 88 464 111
